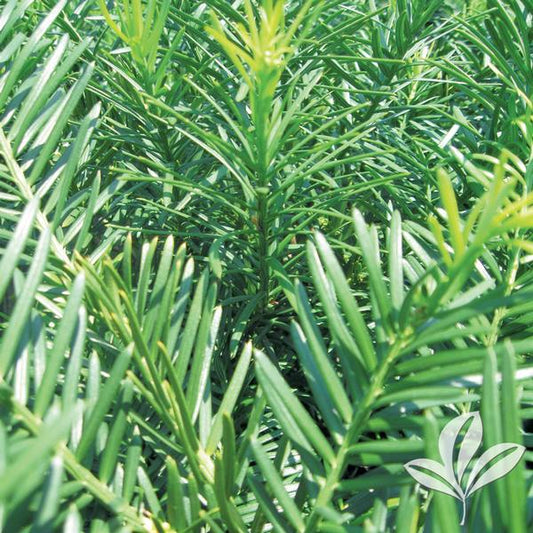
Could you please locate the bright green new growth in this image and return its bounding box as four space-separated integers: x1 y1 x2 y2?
0 0 532 532
98 0 171 72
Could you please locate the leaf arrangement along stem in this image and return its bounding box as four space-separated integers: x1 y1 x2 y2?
0 1 532 531
207 0 319 317
254 83 273 313
306 345 404 531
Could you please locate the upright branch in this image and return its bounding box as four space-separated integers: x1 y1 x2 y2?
207 0 317 314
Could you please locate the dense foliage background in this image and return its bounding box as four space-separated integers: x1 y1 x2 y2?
0 0 532 531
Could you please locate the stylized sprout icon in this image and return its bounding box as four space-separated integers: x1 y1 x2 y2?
404 412 525 526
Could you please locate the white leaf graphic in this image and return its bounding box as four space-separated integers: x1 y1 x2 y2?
404 459 461 500
438 412 479 492
404 412 525 527
465 443 525 497
456 412 482 484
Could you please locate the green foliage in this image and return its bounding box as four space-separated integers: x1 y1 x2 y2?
98 0 171 72
0 0 532 531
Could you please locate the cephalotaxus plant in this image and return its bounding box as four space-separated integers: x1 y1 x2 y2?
252 152 533 531
207 0 320 313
